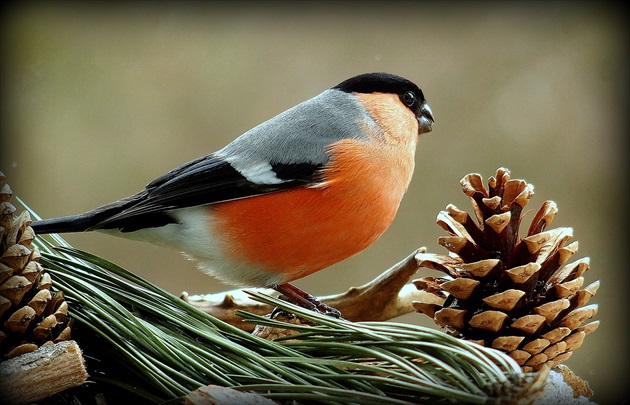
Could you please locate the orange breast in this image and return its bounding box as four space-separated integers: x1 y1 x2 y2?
211 136 416 282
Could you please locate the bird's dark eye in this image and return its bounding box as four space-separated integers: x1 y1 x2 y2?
402 91 416 107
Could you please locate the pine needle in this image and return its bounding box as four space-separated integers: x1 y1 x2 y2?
22 200 526 404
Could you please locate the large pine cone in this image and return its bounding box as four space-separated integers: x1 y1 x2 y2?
413 168 599 372
0 172 72 358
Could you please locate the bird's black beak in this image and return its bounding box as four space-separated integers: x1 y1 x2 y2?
418 101 435 134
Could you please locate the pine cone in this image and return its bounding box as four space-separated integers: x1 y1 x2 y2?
413 168 599 372
0 172 72 359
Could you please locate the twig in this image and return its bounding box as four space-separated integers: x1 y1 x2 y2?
185 249 428 330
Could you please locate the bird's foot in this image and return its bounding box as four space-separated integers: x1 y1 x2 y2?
272 282 341 318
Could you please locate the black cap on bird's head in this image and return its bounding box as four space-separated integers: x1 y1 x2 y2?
334 72 435 134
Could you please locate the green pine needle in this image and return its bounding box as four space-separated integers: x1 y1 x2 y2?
22 200 525 404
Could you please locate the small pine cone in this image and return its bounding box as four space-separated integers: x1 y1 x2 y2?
413 168 599 372
0 172 73 359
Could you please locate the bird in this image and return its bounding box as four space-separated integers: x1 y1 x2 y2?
30 72 434 316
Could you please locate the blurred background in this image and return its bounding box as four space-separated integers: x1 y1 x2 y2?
2 2 627 403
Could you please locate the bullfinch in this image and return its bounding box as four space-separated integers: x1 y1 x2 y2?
30 72 435 315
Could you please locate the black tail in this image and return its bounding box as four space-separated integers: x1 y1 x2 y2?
31 191 177 235
30 196 136 234
31 214 103 234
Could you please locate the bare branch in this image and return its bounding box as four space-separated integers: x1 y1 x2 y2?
185 249 427 331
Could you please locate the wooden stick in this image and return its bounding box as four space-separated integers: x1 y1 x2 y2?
0 340 88 405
